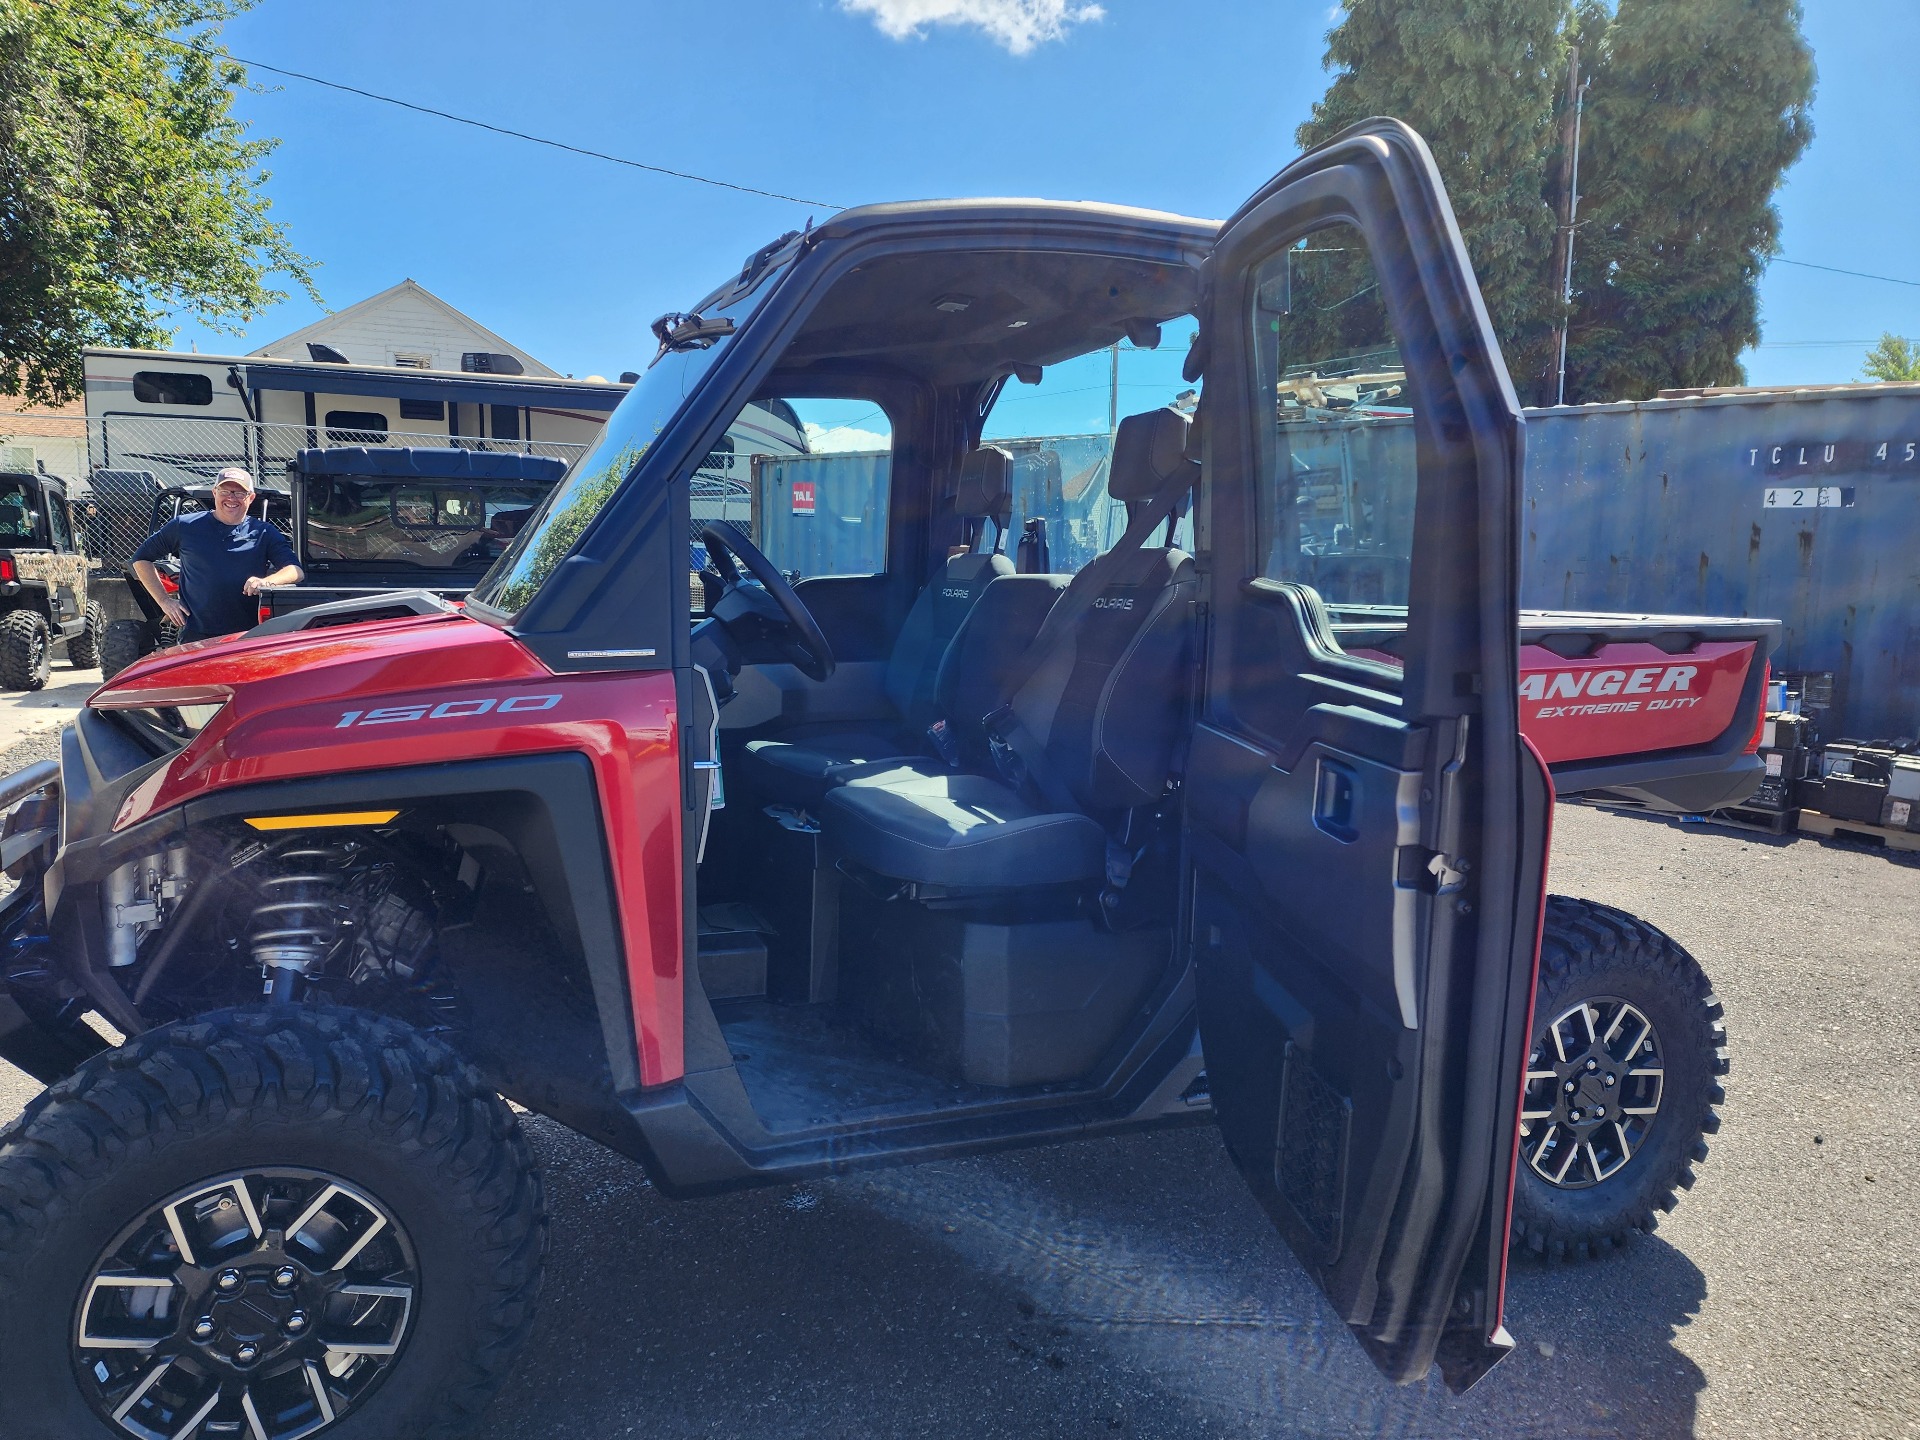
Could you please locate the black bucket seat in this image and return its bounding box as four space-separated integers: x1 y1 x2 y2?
817 407 1200 891
742 446 1016 801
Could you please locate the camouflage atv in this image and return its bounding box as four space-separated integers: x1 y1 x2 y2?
0 469 100 690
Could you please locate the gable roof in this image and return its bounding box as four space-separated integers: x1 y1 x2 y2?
251 279 557 377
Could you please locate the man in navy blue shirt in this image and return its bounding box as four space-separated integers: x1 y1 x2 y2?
132 469 303 643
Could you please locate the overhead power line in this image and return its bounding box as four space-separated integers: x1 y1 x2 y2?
1775 258 1920 290
136 25 838 210
104 25 1920 286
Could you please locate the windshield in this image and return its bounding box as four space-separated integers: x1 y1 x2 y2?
305 478 551 571
468 338 733 614
469 270 785 617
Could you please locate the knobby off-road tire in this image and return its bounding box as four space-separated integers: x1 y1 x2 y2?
66 601 105 669
98 617 154 681
1510 896 1728 1263
0 608 52 690
0 1007 548 1440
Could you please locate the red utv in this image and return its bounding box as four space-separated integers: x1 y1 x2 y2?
0 123 1768 1438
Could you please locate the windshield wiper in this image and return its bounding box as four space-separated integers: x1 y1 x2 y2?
651 311 736 362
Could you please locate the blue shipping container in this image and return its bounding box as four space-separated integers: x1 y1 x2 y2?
1523 386 1920 742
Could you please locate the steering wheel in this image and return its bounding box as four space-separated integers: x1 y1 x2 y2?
699 522 836 682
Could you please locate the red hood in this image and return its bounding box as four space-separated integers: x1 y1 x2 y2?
92 611 523 706
90 612 575 829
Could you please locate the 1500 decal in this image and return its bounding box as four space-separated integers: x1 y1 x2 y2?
335 694 562 728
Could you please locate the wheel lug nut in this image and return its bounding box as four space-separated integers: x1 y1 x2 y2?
215 1269 243 1293
285 1310 308 1335
1604 1074 1616 1087
1585 1058 1599 1071
272 1265 299 1290
1595 1105 1606 1118
193 1316 216 1341
235 1342 259 1365
1564 1081 1576 1093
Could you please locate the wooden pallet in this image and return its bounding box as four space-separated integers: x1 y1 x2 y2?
1796 807 1920 853
1710 804 1799 836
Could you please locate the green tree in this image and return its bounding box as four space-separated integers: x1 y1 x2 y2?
1298 0 1574 397
1861 333 1920 383
1563 0 1814 401
0 0 316 405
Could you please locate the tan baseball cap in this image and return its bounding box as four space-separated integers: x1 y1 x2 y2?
213 467 255 493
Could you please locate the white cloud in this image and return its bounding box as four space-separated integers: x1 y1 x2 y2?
841 0 1105 55
805 422 892 453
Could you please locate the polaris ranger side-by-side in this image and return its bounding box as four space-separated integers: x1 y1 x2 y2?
0 124 1770 1439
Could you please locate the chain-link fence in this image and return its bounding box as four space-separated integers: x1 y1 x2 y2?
75 415 590 574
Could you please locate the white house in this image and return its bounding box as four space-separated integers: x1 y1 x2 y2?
250 279 558 378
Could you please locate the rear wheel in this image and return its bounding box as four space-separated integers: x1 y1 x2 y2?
0 1008 547 1440
66 601 105 669
0 608 52 690
98 617 154 680
1510 896 1728 1262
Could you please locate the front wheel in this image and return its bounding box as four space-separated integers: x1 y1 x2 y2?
0 1008 547 1440
1510 896 1728 1262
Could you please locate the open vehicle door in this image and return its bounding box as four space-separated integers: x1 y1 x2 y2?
1185 120 1553 1390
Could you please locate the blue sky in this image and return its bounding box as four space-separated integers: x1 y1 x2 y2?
171 0 1920 408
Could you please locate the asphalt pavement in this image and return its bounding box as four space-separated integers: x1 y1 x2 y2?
0 706 1913 1438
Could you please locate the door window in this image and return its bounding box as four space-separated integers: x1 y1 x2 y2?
1249 225 1416 653
695 398 892 581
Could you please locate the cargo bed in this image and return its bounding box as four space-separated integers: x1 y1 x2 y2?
1343 609 1779 813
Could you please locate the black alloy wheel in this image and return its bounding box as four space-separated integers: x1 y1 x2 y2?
0 608 52 690
74 1169 417 1438
1509 896 1728 1263
0 1008 546 1440
1520 996 1664 1188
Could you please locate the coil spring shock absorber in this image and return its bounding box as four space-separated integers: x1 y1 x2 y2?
251 842 351 1001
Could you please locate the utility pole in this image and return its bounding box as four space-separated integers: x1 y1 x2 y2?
1551 46 1591 407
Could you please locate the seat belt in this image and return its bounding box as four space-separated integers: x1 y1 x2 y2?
981 478 1192 813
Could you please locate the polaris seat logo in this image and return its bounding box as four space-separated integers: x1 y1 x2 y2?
1093 595 1134 611
941 587 971 600
334 693 562 728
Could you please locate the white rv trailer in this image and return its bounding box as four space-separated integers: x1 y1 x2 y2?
77 348 805 597
81 347 626 488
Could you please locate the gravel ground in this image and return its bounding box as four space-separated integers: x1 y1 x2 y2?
1 723 1914 1438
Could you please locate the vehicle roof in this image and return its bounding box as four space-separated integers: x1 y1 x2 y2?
814 197 1220 244
757 200 1221 388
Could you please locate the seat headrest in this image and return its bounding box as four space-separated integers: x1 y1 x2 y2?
955 445 1014 524
1110 408 1199 504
